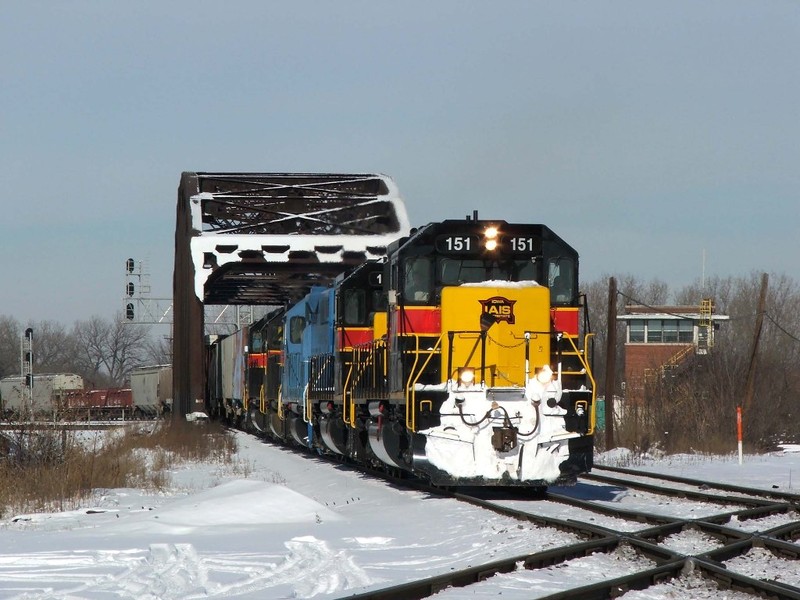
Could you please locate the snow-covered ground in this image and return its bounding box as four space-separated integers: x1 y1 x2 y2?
1 433 798 599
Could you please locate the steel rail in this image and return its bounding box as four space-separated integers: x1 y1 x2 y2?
233 428 800 598
594 463 800 503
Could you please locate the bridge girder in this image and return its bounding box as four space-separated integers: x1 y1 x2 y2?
173 172 409 416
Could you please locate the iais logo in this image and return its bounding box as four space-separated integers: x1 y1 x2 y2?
478 296 517 325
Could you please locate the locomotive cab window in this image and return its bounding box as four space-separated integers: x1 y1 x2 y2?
372 289 388 312
251 332 264 353
514 258 538 281
403 257 433 303
289 316 305 344
268 324 283 349
440 259 485 285
548 258 576 304
319 294 330 325
342 289 366 326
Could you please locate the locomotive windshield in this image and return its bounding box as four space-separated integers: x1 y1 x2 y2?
403 256 540 304
438 258 537 285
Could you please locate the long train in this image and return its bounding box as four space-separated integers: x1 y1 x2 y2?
207 215 596 487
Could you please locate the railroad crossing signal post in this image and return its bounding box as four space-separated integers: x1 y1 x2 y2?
124 258 173 325
21 327 33 421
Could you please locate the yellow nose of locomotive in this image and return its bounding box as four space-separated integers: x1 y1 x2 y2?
440 283 551 388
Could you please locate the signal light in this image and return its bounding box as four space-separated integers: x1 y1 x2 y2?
126 258 135 273
24 374 33 387
126 282 135 297
126 302 135 320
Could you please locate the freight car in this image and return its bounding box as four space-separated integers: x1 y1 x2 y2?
208 215 596 487
0 373 84 419
64 387 133 420
66 365 173 420
130 365 173 417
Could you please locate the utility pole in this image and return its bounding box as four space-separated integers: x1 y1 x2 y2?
742 273 768 413
604 277 617 450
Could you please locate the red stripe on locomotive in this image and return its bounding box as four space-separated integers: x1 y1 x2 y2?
551 308 579 336
248 350 280 368
338 327 373 349
400 307 441 335
248 353 267 368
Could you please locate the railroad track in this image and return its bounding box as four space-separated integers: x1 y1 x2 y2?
238 426 800 598
0 420 151 431
343 463 800 599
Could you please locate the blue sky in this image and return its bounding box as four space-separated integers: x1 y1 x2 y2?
1 1 798 324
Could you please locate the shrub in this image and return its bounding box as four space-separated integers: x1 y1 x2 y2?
0 420 237 518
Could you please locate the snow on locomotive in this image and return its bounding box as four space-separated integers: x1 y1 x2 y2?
209 216 595 487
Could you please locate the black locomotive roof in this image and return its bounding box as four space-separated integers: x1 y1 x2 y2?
387 219 578 258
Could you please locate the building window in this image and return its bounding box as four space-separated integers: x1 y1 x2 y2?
647 320 662 343
678 320 694 342
629 321 645 343
663 320 678 342
628 318 695 344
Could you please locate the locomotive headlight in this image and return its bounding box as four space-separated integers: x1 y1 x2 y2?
484 226 499 251
458 367 475 386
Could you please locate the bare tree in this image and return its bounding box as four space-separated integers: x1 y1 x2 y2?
73 314 151 386
0 316 21 378
143 332 172 366
26 320 79 374
607 271 800 452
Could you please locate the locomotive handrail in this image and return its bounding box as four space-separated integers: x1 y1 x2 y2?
342 360 356 427
581 332 597 430
303 383 311 424
534 326 595 387
343 337 388 427
343 343 370 427
405 333 443 432
308 353 335 402
277 385 285 422
562 332 597 431
445 330 487 387
555 331 595 385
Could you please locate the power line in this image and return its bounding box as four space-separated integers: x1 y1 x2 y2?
764 312 800 344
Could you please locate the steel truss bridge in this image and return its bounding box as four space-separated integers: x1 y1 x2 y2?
173 172 410 416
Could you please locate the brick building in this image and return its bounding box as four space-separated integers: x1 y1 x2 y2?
617 301 729 406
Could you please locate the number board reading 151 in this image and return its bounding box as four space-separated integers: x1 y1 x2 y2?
435 234 539 255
